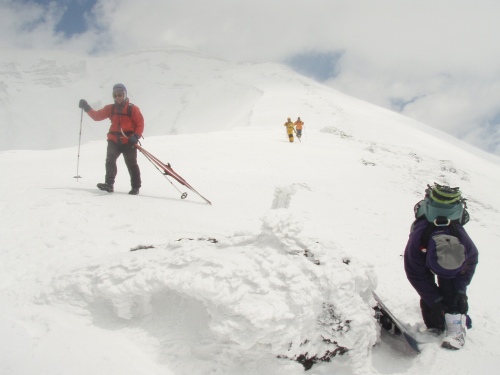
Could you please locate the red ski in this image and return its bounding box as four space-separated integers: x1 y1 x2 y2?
136 145 212 205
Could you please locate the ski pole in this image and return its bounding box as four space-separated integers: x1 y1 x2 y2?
293 128 301 142
74 108 83 180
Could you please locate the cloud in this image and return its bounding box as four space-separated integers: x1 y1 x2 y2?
4 1 500 64
1 0 500 154
285 51 343 81
0 0 64 48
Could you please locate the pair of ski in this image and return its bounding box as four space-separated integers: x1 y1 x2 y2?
136 145 211 205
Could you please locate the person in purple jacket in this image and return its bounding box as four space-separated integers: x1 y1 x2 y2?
404 183 478 350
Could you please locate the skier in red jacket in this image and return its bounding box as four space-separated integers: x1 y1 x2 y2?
79 83 144 195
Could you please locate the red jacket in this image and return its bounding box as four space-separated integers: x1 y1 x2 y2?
87 100 144 144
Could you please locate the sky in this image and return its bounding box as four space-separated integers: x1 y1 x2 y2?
2 0 500 155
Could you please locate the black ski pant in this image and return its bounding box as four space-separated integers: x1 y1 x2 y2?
420 276 468 329
105 140 141 189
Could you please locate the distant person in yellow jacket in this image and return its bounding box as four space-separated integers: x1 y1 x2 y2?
294 117 304 139
284 117 295 142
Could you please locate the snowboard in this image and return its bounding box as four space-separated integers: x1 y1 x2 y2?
373 291 421 353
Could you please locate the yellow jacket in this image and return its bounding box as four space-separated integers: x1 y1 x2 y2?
284 121 295 132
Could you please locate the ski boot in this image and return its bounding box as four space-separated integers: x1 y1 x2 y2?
128 188 140 195
441 313 466 350
97 183 114 193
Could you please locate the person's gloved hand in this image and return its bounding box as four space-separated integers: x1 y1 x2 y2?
454 291 468 314
78 99 91 112
428 301 447 331
128 134 140 145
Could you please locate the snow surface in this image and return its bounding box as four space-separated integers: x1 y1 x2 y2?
1 48 500 374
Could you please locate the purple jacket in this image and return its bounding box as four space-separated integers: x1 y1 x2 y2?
404 219 479 307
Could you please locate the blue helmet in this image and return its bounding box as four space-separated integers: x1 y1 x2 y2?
112 83 127 100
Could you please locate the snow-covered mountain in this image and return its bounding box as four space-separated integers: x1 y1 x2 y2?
0 46 351 151
1 47 500 375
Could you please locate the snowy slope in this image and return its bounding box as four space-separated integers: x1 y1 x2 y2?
1 48 500 375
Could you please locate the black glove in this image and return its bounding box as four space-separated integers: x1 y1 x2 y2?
453 291 468 314
428 301 447 331
79 99 91 112
128 134 140 145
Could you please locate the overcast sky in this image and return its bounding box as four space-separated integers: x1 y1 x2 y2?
2 0 500 155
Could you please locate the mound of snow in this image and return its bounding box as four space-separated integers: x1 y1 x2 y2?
40 208 377 373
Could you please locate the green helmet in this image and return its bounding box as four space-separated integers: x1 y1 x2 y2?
429 183 462 204
414 183 469 225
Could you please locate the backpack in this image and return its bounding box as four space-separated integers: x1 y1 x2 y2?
412 183 469 247
414 183 469 226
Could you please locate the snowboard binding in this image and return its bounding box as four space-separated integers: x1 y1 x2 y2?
374 306 402 335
